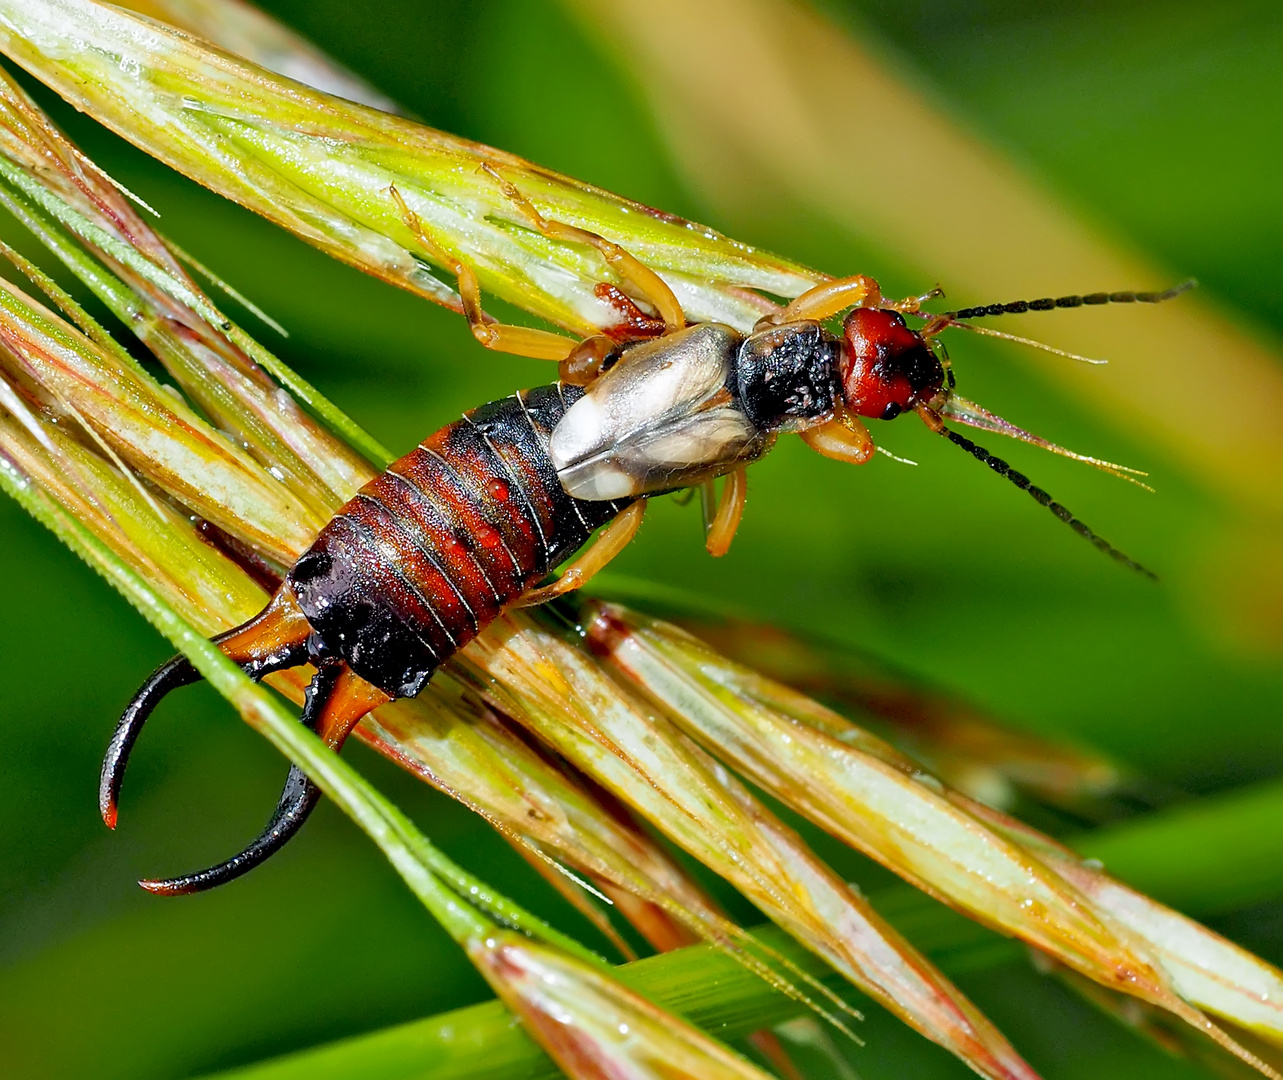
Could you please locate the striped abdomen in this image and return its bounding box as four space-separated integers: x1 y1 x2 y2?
288 383 628 698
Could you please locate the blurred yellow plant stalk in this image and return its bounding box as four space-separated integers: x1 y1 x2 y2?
0 2 1281 1079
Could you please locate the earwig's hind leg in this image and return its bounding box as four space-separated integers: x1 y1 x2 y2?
388 184 581 361
704 467 748 558
480 164 685 334
514 499 648 607
101 587 312 830
698 479 717 537
669 487 696 507
139 662 389 897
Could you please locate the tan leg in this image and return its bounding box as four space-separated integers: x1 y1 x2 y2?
758 274 884 328
705 466 747 557
757 277 945 329
698 478 718 534
514 500 647 607
799 411 875 465
483 165 685 333
669 486 696 507
389 184 581 361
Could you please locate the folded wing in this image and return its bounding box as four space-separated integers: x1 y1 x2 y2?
550 324 772 500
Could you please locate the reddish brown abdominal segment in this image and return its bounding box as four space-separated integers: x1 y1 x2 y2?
371 469 501 631
392 446 523 602
294 384 629 698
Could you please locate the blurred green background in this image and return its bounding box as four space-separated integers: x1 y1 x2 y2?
0 1 1280 1077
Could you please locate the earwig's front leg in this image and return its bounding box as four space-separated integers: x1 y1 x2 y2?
757 276 945 329
799 411 876 466
757 275 885 327
514 499 648 607
389 184 581 361
704 467 748 558
894 285 946 314
482 165 686 334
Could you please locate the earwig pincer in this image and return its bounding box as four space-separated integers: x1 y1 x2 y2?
105 198 1192 893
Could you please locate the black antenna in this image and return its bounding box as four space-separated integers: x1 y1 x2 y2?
942 280 1195 323
940 426 1156 580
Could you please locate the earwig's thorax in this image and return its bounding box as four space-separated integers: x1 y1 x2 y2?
735 320 841 432
840 307 945 420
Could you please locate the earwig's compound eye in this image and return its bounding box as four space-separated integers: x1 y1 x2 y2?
840 307 946 420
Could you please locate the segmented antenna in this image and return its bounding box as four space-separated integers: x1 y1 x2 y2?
940 427 1156 579
943 280 1195 322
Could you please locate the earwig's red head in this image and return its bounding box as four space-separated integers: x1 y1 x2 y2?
839 307 946 420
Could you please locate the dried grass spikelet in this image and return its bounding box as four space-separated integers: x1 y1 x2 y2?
458 611 1043 1080
955 791 1283 1051
0 300 798 1080
688 616 1126 815
468 929 784 1080
581 599 1283 1075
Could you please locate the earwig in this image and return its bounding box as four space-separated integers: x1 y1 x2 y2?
106 198 1191 892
